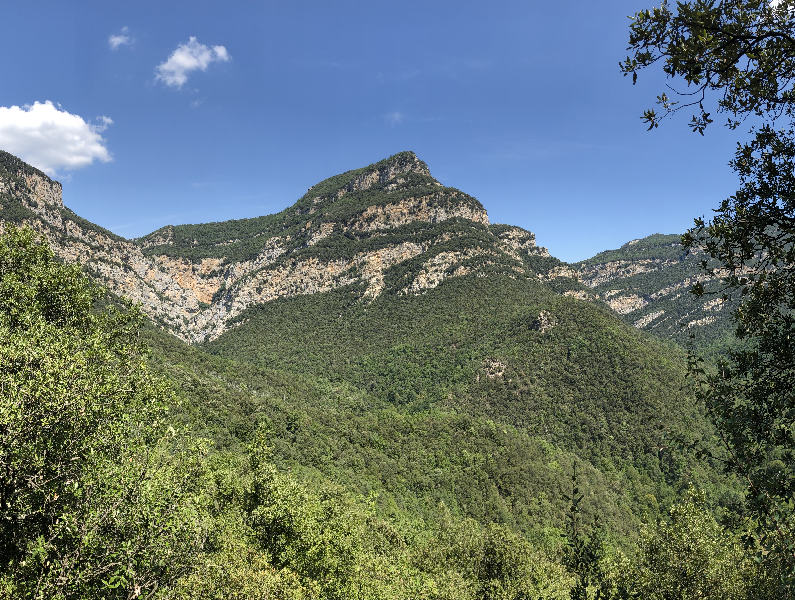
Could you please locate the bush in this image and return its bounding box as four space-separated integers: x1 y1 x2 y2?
0 226 207 599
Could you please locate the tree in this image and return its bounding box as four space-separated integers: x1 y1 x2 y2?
628 488 754 600
561 464 607 600
0 225 207 599
623 0 795 589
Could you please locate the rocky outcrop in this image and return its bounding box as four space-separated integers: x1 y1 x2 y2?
402 248 494 294
574 234 735 344
578 259 678 288
1 151 549 344
532 310 557 333
140 226 174 248
544 265 580 281
634 310 665 328
339 153 431 195
563 290 592 301
0 153 63 208
494 226 550 258
191 240 436 340
604 293 649 315
348 194 489 233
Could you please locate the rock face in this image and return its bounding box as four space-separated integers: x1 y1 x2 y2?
574 234 734 346
0 149 736 349
0 150 554 343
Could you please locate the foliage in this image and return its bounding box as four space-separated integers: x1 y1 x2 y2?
622 488 758 600
173 439 575 600
562 464 607 600
0 224 584 599
621 0 795 133
624 0 795 586
416 504 574 600
0 225 207 599
686 128 795 563
205 271 722 499
147 321 644 544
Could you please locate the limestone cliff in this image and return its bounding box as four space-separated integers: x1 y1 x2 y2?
0 151 551 343
574 234 734 346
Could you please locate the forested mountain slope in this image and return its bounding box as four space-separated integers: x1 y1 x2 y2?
0 149 735 544
575 234 737 351
148 302 726 547
198 244 733 535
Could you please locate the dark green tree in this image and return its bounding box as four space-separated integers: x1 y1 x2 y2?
623 0 795 589
0 225 207 599
562 464 606 600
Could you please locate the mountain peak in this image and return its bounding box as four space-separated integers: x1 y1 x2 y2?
1 149 556 344
303 151 435 201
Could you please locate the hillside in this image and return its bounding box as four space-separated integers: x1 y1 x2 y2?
198 267 734 535
0 149 736 544
574 234 737 352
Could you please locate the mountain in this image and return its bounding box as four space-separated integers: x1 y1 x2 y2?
1 150 574 343
0 148 733 354
574 234 737 353
0 149 734 541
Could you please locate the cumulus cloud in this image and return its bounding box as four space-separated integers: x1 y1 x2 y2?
109 26 132 50
0 101 113 175
155 37 231 88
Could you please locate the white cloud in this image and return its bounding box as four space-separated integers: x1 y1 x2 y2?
0 101 113 175
155 37 231 89
109 26 132 50
93 115 113 132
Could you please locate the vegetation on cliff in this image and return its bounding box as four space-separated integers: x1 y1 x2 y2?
135 151 484 266
576 233 740 352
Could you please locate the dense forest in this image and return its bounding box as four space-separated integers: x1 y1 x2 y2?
0 223 773 599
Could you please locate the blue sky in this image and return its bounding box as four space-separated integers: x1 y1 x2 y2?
0 0 742 262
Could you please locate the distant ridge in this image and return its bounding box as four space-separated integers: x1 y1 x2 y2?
0 150 566 342
575 233 736 351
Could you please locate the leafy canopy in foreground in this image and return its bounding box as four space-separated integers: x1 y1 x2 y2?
624 0 795 588
0 226 578 599
0 225 206 599
621 0 795 133
626 488 760 600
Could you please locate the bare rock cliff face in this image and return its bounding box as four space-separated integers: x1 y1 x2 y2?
574 234 733 344
0 151 550 343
